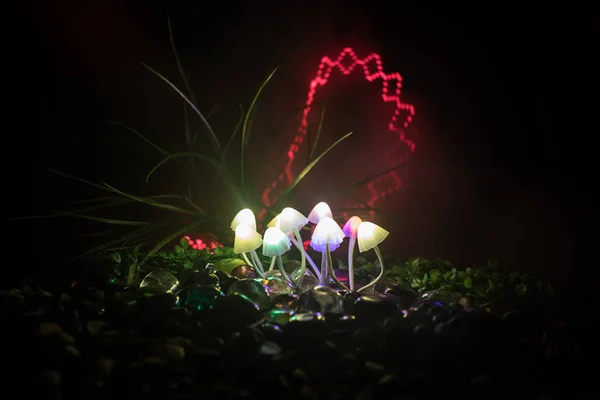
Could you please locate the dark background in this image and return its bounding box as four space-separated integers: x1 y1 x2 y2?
11 1 579 292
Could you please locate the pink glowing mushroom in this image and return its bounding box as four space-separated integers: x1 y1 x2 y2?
342 216 363 291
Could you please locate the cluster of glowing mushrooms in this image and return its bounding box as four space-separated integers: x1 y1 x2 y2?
231 202 389 293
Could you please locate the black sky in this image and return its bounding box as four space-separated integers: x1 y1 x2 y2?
11 1 579 289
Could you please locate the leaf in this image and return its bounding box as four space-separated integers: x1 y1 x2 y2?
220 104 245 165
54 213 150 226
466 267 474 277
140 222 203 266
464 277 473 288
515 284 527 297
429 269 442 281
213 258 247 274
309 101 327 161
167 17 199 107
111 252 121 263
391 265 406 279
240 68 279 190
356 256 368 265
146 152 218 183
101 183 198 215
284 131 353 196
142 63 221 153
102 120 176 161
180 237 190 248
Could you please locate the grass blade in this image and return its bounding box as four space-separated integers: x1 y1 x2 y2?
102 120 178 163
140 222 202 265
54 226 154 268
71 194 183 205
52 213 150 226
142 63 221 153
240 67 279 191
191 103 219 146
167 17 199 107
283 131 353 196
145 152 218 183
221 104 244 164
309 101 327 161
101 183 199 215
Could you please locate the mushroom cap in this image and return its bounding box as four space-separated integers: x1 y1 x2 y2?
267 215 279 228
307 202 333 224
262 227 292 257
230 208 256 231
310 216 345 252
233 223 263 254
342 216 363 238
357 222 389 252
278 207 309 234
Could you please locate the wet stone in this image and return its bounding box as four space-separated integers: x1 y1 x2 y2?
260 276 294 297
266 308 295 326
298 286 343 314
271 293 299 309
139 269 180 292
411 290 462 311
352 294 401 322
231 265 257 279
180 284 225 310
291 268 319 293
385 285 418 308
211 294 262 328
226 279 271 310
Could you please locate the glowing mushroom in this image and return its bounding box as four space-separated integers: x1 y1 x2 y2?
233 223 265 278
231 208 263 274
231 208 257 231
342 216 363 291
268 212 322 281
310 216 345 286
307 201 333 224
262 227 294 286
356 221 390 293
277 207 310 285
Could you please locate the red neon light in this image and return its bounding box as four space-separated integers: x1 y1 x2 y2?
260 47 416 217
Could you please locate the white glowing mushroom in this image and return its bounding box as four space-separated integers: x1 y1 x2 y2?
307 202 333 224
310 216 345 286
267 210 322 281
276 207 311 285
262 227 294 286
231 208 257 232
231 209 263 275
233 223 265 278
342 216 363 291
356 221 390 293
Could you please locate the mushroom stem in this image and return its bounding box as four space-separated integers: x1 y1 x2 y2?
290 236 321 282
357 246 385 293
320 250 328 285
268 256 276 271
243 252 264 278
277 255 294 286
292 227 306 286
328 247 349 291
250 250 264 274
347 236 356 291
